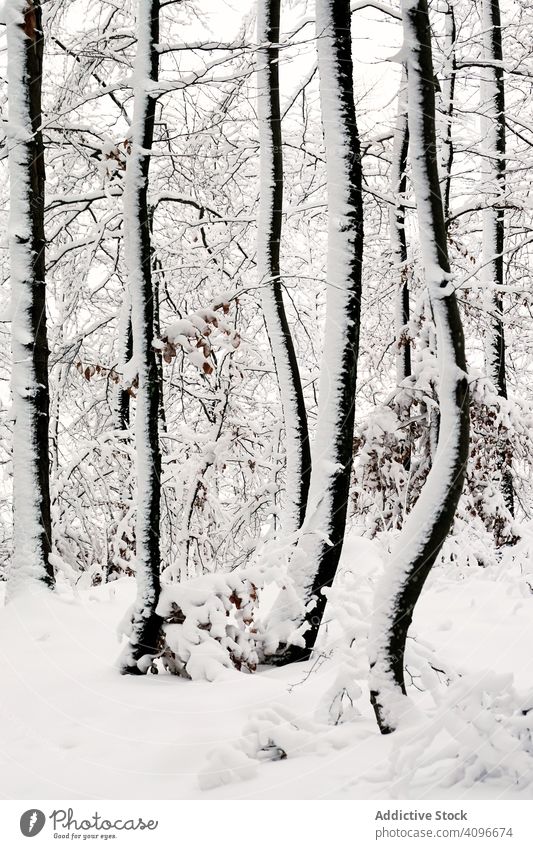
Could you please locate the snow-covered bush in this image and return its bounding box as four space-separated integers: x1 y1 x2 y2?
462 377 528 548
154 572 259 680
351 296 437 535
352 304 531 552
385 643 533 797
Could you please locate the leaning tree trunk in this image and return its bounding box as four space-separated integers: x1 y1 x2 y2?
120 0 163 674
7 0 53 592
256 0 311 533
390 69 411 386
369 0 469 734
481 0 513 517
268 0 363 664
421 1 456 457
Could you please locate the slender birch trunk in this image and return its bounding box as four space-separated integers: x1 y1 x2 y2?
390 69 411 385
7 0 53 592
369 0 469 733
120 0 163 673
269 0 363 664
481 0 513 517
257 0 311 533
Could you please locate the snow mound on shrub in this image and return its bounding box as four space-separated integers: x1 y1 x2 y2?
156 572 259 680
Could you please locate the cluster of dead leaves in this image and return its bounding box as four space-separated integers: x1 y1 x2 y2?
75 361 138 395
159 300 241 376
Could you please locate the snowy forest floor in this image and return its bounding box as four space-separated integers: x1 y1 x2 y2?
1 534 532 800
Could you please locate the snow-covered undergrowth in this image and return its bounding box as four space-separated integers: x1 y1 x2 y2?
156 573 258 679
1 533 532 799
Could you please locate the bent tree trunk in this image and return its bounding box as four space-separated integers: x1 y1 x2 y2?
256 0 311 532
481 0 514 518
369 0 469 733
120 0 163 674
270 0 363 664
7 0 53 592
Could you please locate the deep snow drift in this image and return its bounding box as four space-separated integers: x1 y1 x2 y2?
1 534 532 800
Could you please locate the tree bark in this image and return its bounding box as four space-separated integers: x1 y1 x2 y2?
256 0 311 533
441 1 457 221
369 0 469 733
120 0 163 673
7 0 53 592
481 0 514 517
390 69 411 385
268 0 363 664
116 296 133 431
148 208 167 434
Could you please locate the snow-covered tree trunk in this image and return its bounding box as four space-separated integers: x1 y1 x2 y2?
116 296 133 431
268 0 363 664
7 0 54 592
120 0 163 674
256 0 311 533
390 69 411 385
369 0 469 734
440 0 456 220
149 210 167 434
481 0 513 516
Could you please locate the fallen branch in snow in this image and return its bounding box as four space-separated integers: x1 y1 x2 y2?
198 703 349 790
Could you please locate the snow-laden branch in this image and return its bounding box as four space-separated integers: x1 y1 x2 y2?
350 0 402 20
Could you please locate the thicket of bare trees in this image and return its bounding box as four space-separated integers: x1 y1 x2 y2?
1 0 532 732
